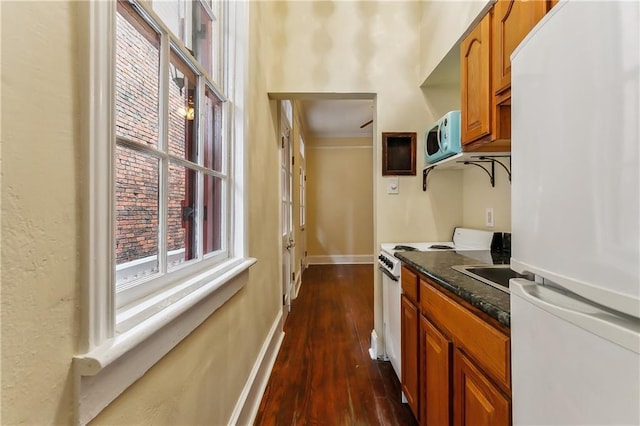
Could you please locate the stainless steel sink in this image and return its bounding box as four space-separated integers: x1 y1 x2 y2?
451 264 527 293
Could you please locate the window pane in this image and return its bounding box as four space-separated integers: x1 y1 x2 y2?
204 88 223 171
168 162 197 269
115 146 159 284
115 7 160 148
193 2 214 77
152 0 185 42
203 174 223 254
169 54 198 162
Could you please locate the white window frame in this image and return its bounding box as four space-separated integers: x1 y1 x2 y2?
73 1 254 424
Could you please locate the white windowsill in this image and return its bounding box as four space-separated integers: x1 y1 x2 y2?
73 257 256 425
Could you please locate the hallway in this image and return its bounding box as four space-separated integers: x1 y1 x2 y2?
254 264 418 425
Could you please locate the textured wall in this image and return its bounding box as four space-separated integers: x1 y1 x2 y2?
306 138 373 257
1 1 282 424
1 2 79 423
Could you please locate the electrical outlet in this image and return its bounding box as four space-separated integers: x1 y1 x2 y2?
485 208 495 227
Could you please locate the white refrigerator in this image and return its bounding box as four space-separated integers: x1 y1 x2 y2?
510 1 640 425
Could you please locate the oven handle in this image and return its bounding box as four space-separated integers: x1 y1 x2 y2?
379 267 399 282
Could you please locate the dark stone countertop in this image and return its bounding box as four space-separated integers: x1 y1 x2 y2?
394 250 511 328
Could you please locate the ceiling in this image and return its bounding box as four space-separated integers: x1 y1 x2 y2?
299 99 374 139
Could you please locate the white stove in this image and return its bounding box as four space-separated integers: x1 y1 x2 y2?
376 227 495 382
378 227 495 278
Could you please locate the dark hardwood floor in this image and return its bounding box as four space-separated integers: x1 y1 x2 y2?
254 264 418 426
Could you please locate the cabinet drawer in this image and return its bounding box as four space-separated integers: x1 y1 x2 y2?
420 278 511 391
401 265 418 304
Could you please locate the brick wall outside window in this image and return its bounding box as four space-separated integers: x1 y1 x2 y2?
115 13 189 265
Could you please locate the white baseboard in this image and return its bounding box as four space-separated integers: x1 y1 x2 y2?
292 271 302 299
228 310 284 425
307 255 373 265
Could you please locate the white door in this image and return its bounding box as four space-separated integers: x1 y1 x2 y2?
280 103 294 318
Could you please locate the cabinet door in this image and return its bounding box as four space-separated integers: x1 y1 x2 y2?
454 350 511 426
420 315 452 426
401 295 419 418
493 0 548 95
547 0 560 10
461 12 491 144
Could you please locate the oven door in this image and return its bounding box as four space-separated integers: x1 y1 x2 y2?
380 267 402 381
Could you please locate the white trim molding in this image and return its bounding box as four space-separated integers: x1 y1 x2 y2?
307 255 374 265
74 258 256 425
292 270 302 299
79 0 116 354
228 311 285 425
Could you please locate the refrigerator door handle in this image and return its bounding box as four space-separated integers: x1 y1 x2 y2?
510 278 640 354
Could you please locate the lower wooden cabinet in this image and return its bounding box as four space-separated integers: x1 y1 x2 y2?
400 266 512 426
420 315 452 426
454 349 511 426
401 294 419 417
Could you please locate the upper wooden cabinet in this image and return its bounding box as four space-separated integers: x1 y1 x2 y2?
461 12 492 145
493 0 548 96
461 0 553 150
548 0 560 10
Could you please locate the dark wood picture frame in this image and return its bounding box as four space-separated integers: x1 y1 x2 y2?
382 132 417 176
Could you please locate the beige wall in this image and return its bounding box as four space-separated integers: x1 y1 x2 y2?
258 0 463 244
257 0 464 345
306 138 373 257
462 166 512 233
1 2 79 423
420 0 491 84
1 1 282 424
419 0 512 234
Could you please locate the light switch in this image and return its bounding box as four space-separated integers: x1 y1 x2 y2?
387 178 399 194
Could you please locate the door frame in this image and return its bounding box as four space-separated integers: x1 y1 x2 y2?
280 101 295 320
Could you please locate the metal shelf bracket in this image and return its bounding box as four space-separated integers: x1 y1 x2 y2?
458 155 511 187
421 154 511 192
422 166 437 191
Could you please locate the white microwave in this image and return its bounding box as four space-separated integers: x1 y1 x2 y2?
424 110 462 164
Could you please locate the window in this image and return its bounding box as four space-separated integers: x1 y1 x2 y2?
113 0 231 313
75 1 251 422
